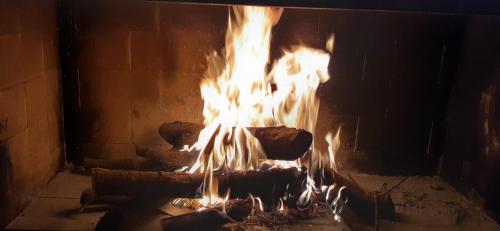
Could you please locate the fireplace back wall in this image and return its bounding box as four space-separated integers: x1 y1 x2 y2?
0 0 63 227
60 0 460 175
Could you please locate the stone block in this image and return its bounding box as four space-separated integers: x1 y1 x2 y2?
78 142 135 159
131 31 161 71
76 30 130 70
17 33 45 82
159 4 226 74
0 0 20 35
42 35 59 70
77 69 132 143
25 75 47 127
17 0 57 34
159 71 203 124
0 34 22 89
0 84 27 140
74 0 159 32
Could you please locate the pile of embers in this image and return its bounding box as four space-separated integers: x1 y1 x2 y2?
76 121 397 231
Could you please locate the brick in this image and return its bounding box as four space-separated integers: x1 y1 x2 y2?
273 8 322 47
42 35 59 70
131 70 160 103
131 31 161 71
0 0 20 35
78 142 135 159
78 69 132 143
0 34 22 89
159 4 226 74
159 71 203 124
74 0 159 32
160 28 223 74
25 75 47 127
132 103 165 146
0 84 27 140
17 0 57 34
0 33 48 89
45 69 61 118
159 3 226 32
26 116 52 177
25 71 62 155
17 33 45 81
45 69 62 154
6 131 32 195
130 70 163 146
76 30 130 70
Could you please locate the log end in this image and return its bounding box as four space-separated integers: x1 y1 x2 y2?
159 121 203 148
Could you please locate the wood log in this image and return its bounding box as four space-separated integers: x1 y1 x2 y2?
250 126 312 161
159 121 312 161
160 200 251 231
161 209 231 231
159 121 204 149
92 168 299 205
81 157 171 172
136 147 197 168
317 167 396 224
223 199 252 222
80 188 131 206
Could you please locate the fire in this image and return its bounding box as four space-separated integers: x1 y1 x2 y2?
184 6 335 207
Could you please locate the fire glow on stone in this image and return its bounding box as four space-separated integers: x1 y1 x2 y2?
181 6 340 209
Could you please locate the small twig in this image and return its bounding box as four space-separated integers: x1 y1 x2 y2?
380 176 409 197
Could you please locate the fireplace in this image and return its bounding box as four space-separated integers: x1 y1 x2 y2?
2 0 500 230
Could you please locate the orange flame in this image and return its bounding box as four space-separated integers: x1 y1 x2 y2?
185 6 333 207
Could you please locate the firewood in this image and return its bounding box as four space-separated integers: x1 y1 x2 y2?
223 199 252 222
249 126 312 160
159 121 204 149
136 147 197 168
92 168 299 204
161 209 231 231
317 167 396 224
80 188 131 206
159 121 312 161
81 157 171 172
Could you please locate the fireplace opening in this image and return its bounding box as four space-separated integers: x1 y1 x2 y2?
2 0 500 230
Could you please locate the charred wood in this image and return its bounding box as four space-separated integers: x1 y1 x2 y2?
317 167 396 224
159 121 312 161
161 209 231 231
92 168 299 204
159 121 204 149
136 147 197 168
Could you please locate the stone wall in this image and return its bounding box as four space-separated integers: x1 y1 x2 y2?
0 0 63 227
61 0 458 175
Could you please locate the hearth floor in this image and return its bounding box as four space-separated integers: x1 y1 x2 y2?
6 169 500 231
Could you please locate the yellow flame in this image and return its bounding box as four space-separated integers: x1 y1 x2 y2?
187 6 332 207
325 127 341 171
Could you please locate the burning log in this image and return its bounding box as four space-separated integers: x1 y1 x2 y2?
224 199 252 222
161 209 231 231
136 147 197 168
250 126 312 160
160 200 250 231
159 121 204 149
318 167 396 224
91 168 299 203
159 121 312 161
